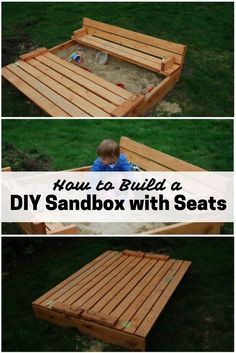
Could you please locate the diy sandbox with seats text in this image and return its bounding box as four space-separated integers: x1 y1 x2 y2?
2 171 233 224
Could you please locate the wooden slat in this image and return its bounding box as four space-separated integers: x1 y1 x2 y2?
144 253 170 260
49 39 76 54
46 223 78 235
5 63 88 117
144 222 222 235
59 253 128 306
120 148 171 171
20 47 48 61
91 258 151 313
179 44 187 72
76 35 162 74
120 136 204 171
51 302 69 313
2 67 69 117
85 27 182 64
135 261 191 337
29 57 115 114
123 260 183 335
145 70 180 105
40 252 123 307
122 250 145 257
73 28 87 37
66 166 91 172
15 60 108 117
81 310 118 328
111 94 144 117
97 259 156 315
114 259 175 331
52 302 83 317
111 260 165 324
44 52 132 100
80 256 142 311
46 223 72 231
33 250 114 306
2 166 12 172
83 18 186 56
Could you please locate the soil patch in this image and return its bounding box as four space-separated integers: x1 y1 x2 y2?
56 44 163 94
155 100 182 115
2 144 53 171
2 29 38 67
75 334 113 352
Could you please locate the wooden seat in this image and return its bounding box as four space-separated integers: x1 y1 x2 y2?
72 18 186 76
119 136 204 171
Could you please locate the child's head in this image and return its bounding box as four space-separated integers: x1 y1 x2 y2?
97 139 120 165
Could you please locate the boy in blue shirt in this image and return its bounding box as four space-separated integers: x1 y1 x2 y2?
91 139 133 171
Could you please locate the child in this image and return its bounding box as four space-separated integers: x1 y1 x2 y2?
91 139 133 171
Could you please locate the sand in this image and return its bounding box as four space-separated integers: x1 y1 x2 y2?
56 44 163 94
73 222 172 235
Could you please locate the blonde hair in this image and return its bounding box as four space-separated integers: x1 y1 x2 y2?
97 139 120 159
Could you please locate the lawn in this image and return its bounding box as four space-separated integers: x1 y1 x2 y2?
2 237 234 351
2 119 233 171
2 2 234 117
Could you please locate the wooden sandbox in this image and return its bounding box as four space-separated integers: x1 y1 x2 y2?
2 18 186 117
33 249 192 350
2 137 222 235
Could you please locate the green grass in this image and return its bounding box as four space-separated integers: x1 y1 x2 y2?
2 237 234 351
2 2 234 117
2 119 233 171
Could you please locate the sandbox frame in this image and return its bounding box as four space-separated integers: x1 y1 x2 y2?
2 137 222 235
33 249 192 350
2 18 187 117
